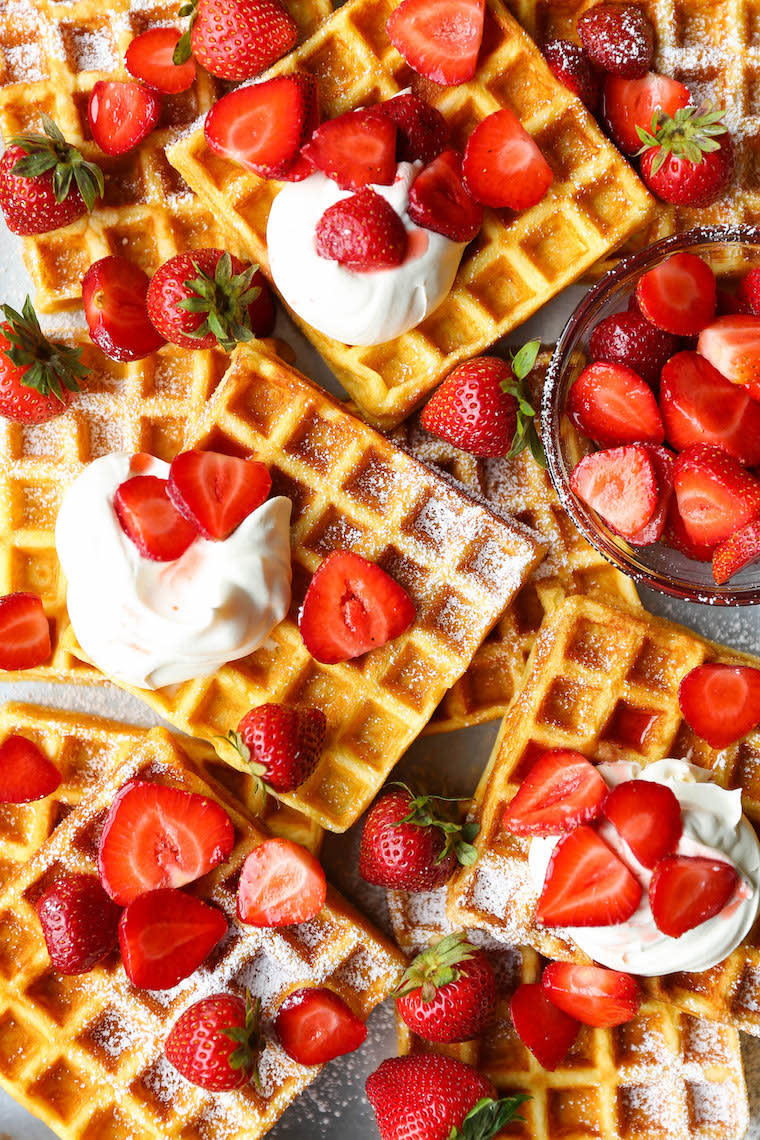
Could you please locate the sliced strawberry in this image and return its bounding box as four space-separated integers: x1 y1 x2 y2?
167 450 271 541
698 315 760 396
543 40 598 111
660 351 760 466
649 855 739 937
82 256 166 363
568 361 664 447
738 268 760 316
125 28 196 94
462 108 553 210
299 550 415 664
602 72 691 155
0 734 60 803
119 888 227 990
510 982 579 1071
535 825 642 928
569 444 659 539
373 93 450 165
626 443 674 546
303 110 397 190
541 963 640 1028
98 780 235 905
713 517 760 584
673 444 760 547
679 663 760 748
204 75 316 179
636 253 717 336
502 749 606 836
664 498 716 563
386 0 485 87
315 188 408 271
602 779 682 869
0 592 51 671
237 837 327 927
275 987 367 1064
114 474 198 561
588 309 679 389
88 80 161 157
408 149 483 242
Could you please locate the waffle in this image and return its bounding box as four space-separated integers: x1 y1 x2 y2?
391 347 641 735
447 594 760 1036
0 726 403 1140
388 885 750 1140
166 0 653 429
0 0 332 314
60 340 544 832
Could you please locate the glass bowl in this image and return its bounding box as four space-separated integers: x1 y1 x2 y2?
541 225 760 606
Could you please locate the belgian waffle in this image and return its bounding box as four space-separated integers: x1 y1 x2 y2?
61 340 544 832
166 0 653 429
447 594 760 1036
0 726 404 1140
0 0 332 313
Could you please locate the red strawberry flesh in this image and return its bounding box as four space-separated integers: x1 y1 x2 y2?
698 315 760 395
204 75 316 178
119 888 227 990
0 591 51 671
88 80 161 157
510 982 580 1070
408 149 483 242
713 516 760 584
502 749 607 836
82 256 166 363
535 825 642 927
602 779 682 868
303 110 397 190
237 837 327 926
567 361 664 447
276 987 367 1064
660 351 760 465
0 734 60 803
114 474 199 562
679 663 760 748
386 0 485 87
649 855 740 937
673 444 760 547
569 444 659 539
541 962 640 1028
462 108 553 210
167 450 271 541
125 27 196 94
636 253 717 336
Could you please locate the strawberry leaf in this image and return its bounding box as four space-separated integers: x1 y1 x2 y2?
10 113 103 211
500 339 546 468
174 0 198 63
220 992 262 1091
393 933 477 1000
177 252 262 352
1 296 89 401
449 1096 530 1140
390 781 480 868
635 102 729 177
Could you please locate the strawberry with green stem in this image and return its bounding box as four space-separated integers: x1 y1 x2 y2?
0 298 89 424
395 932 496 1043
173 0 297 82
165 990 262 1092
637 104 734 207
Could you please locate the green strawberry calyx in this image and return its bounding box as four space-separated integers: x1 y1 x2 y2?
392 782 479 868
218 728 269 792
449 1095 530 1140
178 251 262 352
9 113 104 212
393 932 478 1002
221 992 263 1091
174 0 200 65
1 296 89 402
636 103 729 175
499 339 545 468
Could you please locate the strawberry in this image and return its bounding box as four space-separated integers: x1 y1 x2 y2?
299 549 415 664
125 27 197 94
394 933 496 1043
698 315 760 395
373 93 450 165
119 888 227 990
0 592 51 671
0 734 60 803
165 992 261 1091
358 784 478 891
177 0 298 82
510 983 579 1071
717 287 751 317
88 80 161 158
0 114 103 236
420 341 544 461
638 106 734 207
636 252 717 337
665 498 716 563
660 351 760 465
82 256 166 363
226 704 326 794
577 3 654 78
602 779 682 868
98 780 235 905
678 662 760 748
275 987 367 1065
204 75 317 180
588 309 679 388
542 40 598 111
167 449 271 541
569 444 659 539
541 963 641 1028
649 855 739 938
625 443 674 546
568 361 664 447
602 72 691 155
303 110 397 190
673 444 760 547
237 837 327 926
408 149 483 242
366 1054 525 1140
386 0 485 87
462 108 553 210
0 298 88 423
315 188 408 271
502 749 607 836
36 873 121 975
713 517 760 584
114 474 198 562
535 825 642 927
738 269 760 316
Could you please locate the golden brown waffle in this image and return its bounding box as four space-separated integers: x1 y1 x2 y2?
391 347 641 734
166 0 653 429
447 594 760 1036
0 0 332 313
0 726 403 1140
61 340 544 831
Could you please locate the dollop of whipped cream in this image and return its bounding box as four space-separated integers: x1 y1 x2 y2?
55 454 292 690
266 159 467 346
528 758 760 976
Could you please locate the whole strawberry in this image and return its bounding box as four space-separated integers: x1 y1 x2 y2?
0 298 89 424
589 310 679 388
542 40 598 111
374 92 450 164
36 872 121 975
358 784 478 891
315 188 408 272
175 0 298 81
739 269 760 316
638 106 735 207
165 992 261 1091
577 3 654 78
225 703 327 793
395 933 496 1043
0 114 103 236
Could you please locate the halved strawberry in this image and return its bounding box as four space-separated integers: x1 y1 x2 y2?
535 826 642 927
299 550 415 664
82 256 166 363
660 351 760 466
0 592 51 671
698 315 760 396
502 749 606 836
98 780 235 905
88 80 161 157
0 734 60 803
119 888 228 990
167 450 271 541
636 253 717 336
125 28 197 94
649 855 739 937
673 444 760 548
569 444 659 539
602 72 691 155
37 873 121 975
408 150 483 242
541 963 640 1028
386 0 485 87
114 474 198 562
664 498 716 563
602 779 682 868
626 444 674 546
275 987 367 1064
315 188 408 271
462 109 553 210
679 663 760 748
373 92 450 165
510 982 579 1071
567 361 664 447
302 110 397 191
204 75 316 179
237 837 327 927
713 517 760 585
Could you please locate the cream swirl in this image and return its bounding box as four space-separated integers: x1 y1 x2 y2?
55 454 292 690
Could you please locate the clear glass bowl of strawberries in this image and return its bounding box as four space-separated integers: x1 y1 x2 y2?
542 225 760 605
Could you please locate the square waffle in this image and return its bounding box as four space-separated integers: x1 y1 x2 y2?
0 726 404 1140
166 0 653 429
60 340 544 832
447 594 760 1036
0 0 333 313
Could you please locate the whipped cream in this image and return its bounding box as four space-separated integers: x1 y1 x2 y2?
528 759 760 976
55 454 292 689
266 160 467 346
